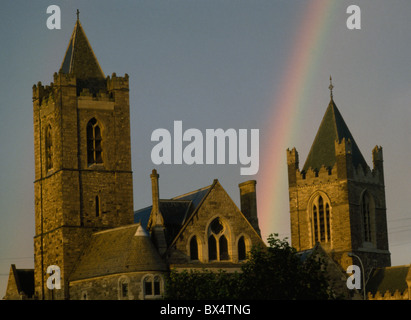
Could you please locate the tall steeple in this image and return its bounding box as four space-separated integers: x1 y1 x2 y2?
60 13 105 94
32 13 133 299
287 78 390 277
302 79 368 173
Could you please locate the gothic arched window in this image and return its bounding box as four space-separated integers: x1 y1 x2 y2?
144 277 152 296
238 236 246 261
208 235 217 261
361 191 375 245
207 217 230 261
190 236 198 260
219 235 229 261
46 125 53 171
118 276 130 300
311 195 331 244
87 118 103 165
143 275 162 299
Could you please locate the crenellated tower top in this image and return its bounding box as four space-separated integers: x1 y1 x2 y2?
286 79 390 274
32 12 134 300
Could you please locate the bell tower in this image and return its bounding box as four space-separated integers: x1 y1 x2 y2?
286 78 390 275
33 15 134 299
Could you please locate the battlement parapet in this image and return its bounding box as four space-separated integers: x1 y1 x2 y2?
335 137 352 156
352 163 383 184
107 73 129 91
33 72 78 103
78 88 114 102
33 82 56 106
288 139 384 186
295 165 338 186
286 148 299 165
53 71 77 86
372 145 383 161
293 158 383 186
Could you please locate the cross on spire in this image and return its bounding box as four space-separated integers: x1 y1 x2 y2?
329 75 334 99
76 9 80 20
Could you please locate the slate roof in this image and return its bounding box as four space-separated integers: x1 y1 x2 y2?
302 98 368 172
367 265 411 295
9 265 34 298
70 184 213 282
59 18 106 94
15 269 34 298
296 247 315 263
172 186 211 208
70 224 167 281
134 185 212 244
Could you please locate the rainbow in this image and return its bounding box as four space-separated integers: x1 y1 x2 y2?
257 0 340 242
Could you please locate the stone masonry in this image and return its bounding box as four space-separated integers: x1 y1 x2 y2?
32 19 134 299
287 97 391 276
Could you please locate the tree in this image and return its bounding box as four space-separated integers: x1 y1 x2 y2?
237 234 333 299
164 268 241 300
164 234 334 300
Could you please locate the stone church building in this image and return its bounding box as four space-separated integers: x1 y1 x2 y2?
4 16 411 300
287 79 411 300
287 82 391 275
3 16 264 300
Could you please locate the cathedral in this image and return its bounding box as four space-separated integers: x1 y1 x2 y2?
287 79 391 275
287 80 411 300
3 16 411 300
3 16 263 300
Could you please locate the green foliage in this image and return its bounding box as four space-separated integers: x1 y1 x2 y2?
238 234 332 299
165 234 334 300
164 268 241 300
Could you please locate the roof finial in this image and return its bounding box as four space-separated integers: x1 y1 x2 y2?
76 9 80 21
329 75 334 99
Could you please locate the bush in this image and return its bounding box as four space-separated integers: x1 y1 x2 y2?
165 234 334 300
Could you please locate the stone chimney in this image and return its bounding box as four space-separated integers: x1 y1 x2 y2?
150 169 161 222
239 180 260 236
148 169 167 255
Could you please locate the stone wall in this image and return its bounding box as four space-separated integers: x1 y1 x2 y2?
69 272 165 300
167 181 265 266
287 144 390 275
32 73 134 299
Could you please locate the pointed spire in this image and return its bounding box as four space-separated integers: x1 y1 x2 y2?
60 14 105 82
302 85 368 173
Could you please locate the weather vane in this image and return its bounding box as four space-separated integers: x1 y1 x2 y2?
329 75 334 98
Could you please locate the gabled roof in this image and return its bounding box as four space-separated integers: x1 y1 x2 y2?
4 265 34 299
165 179 264 254
367 265 411 296
69 224 167 281
60 19 105 80
172 185 212 207
302 98 368 172
134 185 212 245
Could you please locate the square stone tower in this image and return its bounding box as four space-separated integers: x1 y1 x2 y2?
32 17 133 299
287 81 390 275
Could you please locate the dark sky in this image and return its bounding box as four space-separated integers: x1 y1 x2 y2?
1 0 410 296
